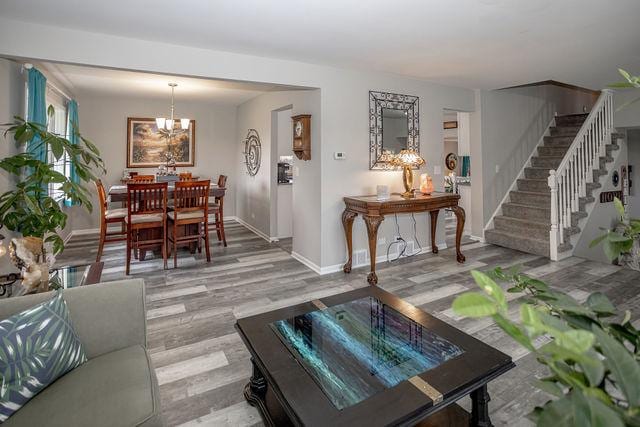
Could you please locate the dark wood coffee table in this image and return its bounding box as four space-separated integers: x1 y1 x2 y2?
236 286 514 427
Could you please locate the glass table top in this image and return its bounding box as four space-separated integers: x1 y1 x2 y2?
270 296 464 410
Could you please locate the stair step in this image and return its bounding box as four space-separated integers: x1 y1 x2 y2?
510 190 550 206
502 202 586 226
544 135 574 146
517 178 549 192
538 145 571 156
550 125 581 136
493 215 580 241
555 113 589 127
524 167 551 180
531 156 563 169
485 229 572 257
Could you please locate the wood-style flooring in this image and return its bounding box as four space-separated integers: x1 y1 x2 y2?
57 220 640 427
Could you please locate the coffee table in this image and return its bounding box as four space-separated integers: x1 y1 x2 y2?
236 286 514 426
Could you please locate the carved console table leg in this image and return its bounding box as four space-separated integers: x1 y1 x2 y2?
341 209 358 273
429 210 439 254
244 358 274 426
451 205 466 263
470 384 493 427
363 214 384 285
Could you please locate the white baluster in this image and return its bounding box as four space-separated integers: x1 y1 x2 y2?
549 170 559 260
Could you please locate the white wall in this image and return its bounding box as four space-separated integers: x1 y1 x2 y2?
478 84 599 228
236 90 321 263
614 90 640 128
68 92 238 230
0 58 24 271
573 137 628 263
627 129 640 218
0 17 477 271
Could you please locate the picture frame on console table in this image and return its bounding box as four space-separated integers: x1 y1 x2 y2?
126 117 196 168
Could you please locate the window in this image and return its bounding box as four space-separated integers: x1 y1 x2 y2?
45 88 70 201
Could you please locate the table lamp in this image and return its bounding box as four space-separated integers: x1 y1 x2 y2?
390 149 425 198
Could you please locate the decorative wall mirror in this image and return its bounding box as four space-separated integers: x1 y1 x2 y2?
369 91 420 170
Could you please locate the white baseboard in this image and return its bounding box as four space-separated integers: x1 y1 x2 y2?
232 216 278 243
317 242 447 275
469 234 485 243
291 251 322 275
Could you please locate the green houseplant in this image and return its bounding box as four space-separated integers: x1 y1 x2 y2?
452 267 640 427
0 115 104 256
590 197 640 271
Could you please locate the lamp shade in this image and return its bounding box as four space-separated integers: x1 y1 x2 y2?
155 117 166 130
390 149 425 168
180 118 190 129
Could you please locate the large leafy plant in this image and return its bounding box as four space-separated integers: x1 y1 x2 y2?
0 115 104 255
590 197 640 266
452 267 640 427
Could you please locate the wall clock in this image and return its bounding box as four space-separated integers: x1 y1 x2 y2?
292 114 311 161
243 129 261 176
445 153 458 171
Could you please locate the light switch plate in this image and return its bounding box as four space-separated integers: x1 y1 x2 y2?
434 166 441 175
495 165 500 173
334 152 346 160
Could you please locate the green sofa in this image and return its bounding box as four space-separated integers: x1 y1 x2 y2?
0 279 163 427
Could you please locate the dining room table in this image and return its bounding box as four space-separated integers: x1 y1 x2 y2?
108 181 227 260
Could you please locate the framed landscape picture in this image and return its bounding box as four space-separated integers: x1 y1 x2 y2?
127 117 196 167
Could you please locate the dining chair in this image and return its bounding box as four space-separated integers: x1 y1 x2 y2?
125 182 168 274
178 172 193 181
131 175 155 183
95 179 127 262
209 175 227 247
167 180 211 267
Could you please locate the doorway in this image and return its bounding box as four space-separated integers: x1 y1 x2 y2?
443 109 474 247
270 106 294 251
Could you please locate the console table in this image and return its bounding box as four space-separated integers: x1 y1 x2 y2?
342 192 465 285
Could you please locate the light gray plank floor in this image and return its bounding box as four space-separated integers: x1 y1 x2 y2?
56 220 640 427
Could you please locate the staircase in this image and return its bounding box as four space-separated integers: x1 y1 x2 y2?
485 92 620 258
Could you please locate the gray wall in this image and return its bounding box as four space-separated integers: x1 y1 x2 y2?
614 90 640 128
68 93 238 230
0 58 24 271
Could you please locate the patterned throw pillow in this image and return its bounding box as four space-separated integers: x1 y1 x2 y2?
0 291 87 422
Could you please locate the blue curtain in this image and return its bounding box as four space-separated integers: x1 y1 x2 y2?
26 68 48 164
65 100 80 206
461 155 471 177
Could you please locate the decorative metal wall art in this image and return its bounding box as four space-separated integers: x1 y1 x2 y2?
243 129 262 176
369 91 420 170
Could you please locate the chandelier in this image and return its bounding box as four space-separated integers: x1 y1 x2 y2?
155 83 190 136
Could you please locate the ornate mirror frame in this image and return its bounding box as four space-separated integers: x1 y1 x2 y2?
369 91 420 170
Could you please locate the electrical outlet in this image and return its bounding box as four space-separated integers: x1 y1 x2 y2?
251 213 255 219
495 165 500 173
377 237 386 245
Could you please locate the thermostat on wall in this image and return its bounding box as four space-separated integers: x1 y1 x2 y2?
334 152 346 160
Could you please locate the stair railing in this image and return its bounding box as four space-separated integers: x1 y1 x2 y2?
548 89 614 261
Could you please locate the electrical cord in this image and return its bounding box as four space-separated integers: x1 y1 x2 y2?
386 213 422 262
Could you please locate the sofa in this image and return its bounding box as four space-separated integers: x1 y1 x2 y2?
0 279 163 427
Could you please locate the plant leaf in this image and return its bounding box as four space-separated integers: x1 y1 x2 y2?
471 270 507 311
451 292 497 317
592 325 640 407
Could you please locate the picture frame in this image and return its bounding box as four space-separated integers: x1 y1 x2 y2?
126 117 196 168
443 121 458 129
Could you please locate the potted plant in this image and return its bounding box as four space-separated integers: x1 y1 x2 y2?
590 197 640 271
0 115 104 292
452 267 640 426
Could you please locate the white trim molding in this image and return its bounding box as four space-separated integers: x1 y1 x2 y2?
231 216 278 243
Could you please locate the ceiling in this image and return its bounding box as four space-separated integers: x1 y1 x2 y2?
2 0 640 90
36 62 301 105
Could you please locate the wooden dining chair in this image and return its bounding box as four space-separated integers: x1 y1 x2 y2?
125 182 168 274
131 175 155 183
167 180 211 267
208 175 227 247
178 172 193 181
95 179 127 262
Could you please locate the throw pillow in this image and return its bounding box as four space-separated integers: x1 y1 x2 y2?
0 291 87 422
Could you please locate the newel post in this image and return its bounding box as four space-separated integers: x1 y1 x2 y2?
548 170 559 261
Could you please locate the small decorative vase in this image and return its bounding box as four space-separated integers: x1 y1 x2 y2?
9 236 52 294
